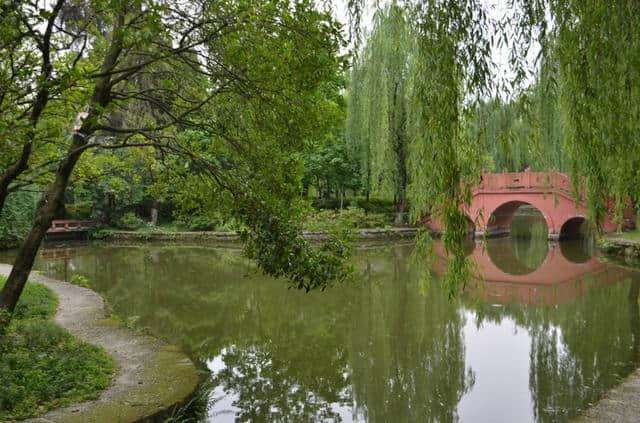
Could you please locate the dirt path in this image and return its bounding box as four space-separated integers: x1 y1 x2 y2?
0 264 198 423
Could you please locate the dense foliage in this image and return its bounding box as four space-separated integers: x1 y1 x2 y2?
347 4 412 220
2 0 640 308
0 191 37 250
0 0 356 315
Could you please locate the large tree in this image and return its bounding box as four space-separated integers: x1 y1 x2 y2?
0 0 350 319
347 3 412 222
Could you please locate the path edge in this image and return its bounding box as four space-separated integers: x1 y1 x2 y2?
0 263 199 423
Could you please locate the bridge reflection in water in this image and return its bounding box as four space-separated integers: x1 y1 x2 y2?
435 237 630 305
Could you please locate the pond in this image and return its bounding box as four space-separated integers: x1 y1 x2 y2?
3 232 639 422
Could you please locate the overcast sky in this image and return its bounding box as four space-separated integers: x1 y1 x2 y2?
328 0 539 96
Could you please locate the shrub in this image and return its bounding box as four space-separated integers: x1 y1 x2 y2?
0 191 38 249
176 215 217 231
117 212 145 230
310 197 396 214
70 275 90 288
174 214 241 232
65 201 93 220
303 207 393 231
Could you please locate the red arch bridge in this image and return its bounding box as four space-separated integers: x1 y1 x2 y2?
425 171 635 240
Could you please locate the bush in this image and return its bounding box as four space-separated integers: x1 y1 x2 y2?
303 206 393 231
0 278 114 420
66 201 93 220
117 212 145 230
70 275 90 288
174 214 241 232
0 191 38 250
310 197 396 214
176 215 217 231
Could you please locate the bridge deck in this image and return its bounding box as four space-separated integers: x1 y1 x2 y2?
47 220 96 233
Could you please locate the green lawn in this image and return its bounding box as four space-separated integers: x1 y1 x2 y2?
611 230 640 242
0 278 115 420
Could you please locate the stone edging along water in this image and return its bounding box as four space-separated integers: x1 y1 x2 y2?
574 369 640 423
598 236 640 263
95 227 419 244
0 264 198 423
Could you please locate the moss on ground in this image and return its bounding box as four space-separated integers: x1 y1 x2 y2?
617 230 640 242
0 277 115 420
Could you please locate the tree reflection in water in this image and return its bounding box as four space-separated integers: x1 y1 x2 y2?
465 234 640 422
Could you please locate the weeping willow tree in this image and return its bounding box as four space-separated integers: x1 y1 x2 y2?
347 3 413 221
535 0 640 226
469 98 533 172
468 65 565 174
406 0 493 295
345 0 640 293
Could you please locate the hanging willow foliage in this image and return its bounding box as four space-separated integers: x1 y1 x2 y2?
545 0 640 227
347 3 412 215
347 0 640 294
406 0 493 295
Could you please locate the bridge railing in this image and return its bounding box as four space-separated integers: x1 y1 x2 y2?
47 220 96 233
477 171 574 194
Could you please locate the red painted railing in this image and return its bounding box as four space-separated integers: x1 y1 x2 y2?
476 171 574 193
47 220 95 233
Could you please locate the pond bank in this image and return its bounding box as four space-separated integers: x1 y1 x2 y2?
95 227 419 244
578 233 640 422
575 369 640 423
0 264 198 423
599 234 640 264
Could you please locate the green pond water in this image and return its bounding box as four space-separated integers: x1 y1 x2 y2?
3 227 639 422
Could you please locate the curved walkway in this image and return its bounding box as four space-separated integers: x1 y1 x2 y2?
0 264 199 423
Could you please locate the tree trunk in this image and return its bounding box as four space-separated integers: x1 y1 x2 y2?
0 135 87 313
0 10 124 321
391 81 408 227
150 200 159 226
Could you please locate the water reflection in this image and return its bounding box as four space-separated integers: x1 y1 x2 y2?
463 240 627 305
1 237 637 423
460 235 640 422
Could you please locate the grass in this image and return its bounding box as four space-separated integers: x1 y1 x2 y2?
133 223 181 233
616 230 640 242
0 277 115 420
302 207 394 232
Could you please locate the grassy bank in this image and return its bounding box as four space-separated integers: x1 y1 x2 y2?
0 277 115 420
611 230 640 242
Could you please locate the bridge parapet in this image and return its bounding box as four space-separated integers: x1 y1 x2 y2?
47 220 96 233
476 171 574 195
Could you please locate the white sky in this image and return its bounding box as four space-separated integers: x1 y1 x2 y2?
328 0 540 97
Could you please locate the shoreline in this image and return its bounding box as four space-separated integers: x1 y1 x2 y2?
576 233 640 422
0 264 199 423
574 369 640 422
93 227 419 243
599 235 640 263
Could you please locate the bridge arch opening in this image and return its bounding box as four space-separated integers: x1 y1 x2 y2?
560 239 594 263
559 217 589 240
559 217 595 263
486 236 549 275
487 201 549 239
